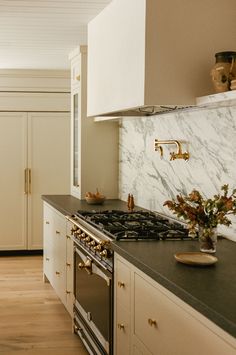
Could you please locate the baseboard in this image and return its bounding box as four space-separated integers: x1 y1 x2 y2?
0 249 43 256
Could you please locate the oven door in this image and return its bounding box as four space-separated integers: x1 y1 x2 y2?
74 245 112 354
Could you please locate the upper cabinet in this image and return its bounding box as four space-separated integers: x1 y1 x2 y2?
69 46 119 199
87 0 236 117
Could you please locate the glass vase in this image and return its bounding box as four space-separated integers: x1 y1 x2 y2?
198 226 217 253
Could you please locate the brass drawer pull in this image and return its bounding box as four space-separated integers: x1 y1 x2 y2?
148 318 157 327
66 262 71 267
117 323 125 330
46 257 50 261
55 271 60 275
76 74 80 81
66 290 71 294
66 235 70 239
118 281 125 288
56 230 60 235
45 221 50 225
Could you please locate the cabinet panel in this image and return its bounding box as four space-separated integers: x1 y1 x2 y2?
69 46 119 200
0 112 27 250
116 258 131 306
134 272 236 355
115 303 130 355
27 112 70 249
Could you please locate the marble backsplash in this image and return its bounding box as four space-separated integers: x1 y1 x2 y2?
119 106 236 241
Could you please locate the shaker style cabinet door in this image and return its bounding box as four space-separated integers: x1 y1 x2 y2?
0 112 27 250
0 112 70 250
27 112 70 249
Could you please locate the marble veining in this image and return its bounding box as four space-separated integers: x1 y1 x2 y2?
119 105 236 241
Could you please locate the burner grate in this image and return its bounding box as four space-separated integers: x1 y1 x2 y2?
76 209 194 241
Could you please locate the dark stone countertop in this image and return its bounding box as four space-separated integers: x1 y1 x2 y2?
42 195 236 339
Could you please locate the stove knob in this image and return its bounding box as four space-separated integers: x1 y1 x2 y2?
71 226 78 235
85 236 91 243
100 249 108 258
88 240 96 247
80 232 86 240
74 228 82 236
94 244 102 252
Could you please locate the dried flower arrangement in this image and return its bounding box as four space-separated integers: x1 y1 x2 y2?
163 184 236 236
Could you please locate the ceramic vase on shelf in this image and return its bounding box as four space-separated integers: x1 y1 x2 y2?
210 51 236 93
198 226 217 254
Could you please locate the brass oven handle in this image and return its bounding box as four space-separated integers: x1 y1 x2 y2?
78 259 92 274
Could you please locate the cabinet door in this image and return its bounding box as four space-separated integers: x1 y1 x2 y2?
65 222 74 316
27 112 70 249
0 112 27 250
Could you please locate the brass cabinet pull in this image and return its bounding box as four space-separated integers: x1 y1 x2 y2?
66 235 70 239
46 257 50 261
56 230 60 235
55 271 60 275
66 262 71 267
76 74 80 81
45 221 50 225
148 318 157 327
117 323 125 330
24 168 28 194
28 168 31 194
118 281 125 288
66 290 71 294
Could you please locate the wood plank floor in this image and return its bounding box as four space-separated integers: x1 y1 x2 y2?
0 255 88 355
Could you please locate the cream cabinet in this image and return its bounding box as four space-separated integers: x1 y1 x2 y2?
0 70 70 251
0 111 70 250
69 46 119 200
43 202 74 316
114 253 236 355
88 0 235 117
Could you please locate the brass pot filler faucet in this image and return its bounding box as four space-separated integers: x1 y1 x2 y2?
154 139 190 161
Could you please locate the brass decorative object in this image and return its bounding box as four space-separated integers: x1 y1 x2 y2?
154 139 189 161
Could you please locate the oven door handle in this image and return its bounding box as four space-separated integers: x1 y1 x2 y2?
75 247 111 286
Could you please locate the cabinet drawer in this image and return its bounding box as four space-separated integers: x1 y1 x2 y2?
115 303 130 355
134 273 235 355
115 258 131 306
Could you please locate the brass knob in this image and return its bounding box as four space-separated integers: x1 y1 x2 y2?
118 281 125 288
66 262 71 267
88 240 96 247
117 323 125 330
148 318 157 327
66 290 71 294
56 230 60 235
100 250 108 258
46 257 50 261
55 271 60 275
94 244 102 252
45 221 50 225
66 235 70 239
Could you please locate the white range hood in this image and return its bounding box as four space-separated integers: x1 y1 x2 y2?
87 0 235 118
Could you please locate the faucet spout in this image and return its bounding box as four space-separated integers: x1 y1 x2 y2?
154 139 190 161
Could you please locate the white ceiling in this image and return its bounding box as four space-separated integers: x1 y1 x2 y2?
0 0 111 69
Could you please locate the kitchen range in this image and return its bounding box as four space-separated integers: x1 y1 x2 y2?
67 209 194 355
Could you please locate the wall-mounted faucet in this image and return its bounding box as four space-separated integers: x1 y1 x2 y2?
154 139 190 161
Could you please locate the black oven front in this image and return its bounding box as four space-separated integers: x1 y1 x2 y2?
74 243 113 355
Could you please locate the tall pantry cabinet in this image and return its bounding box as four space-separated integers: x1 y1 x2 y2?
0 70 70 250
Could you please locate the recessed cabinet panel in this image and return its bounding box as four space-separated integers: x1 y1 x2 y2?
69 46 119 199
